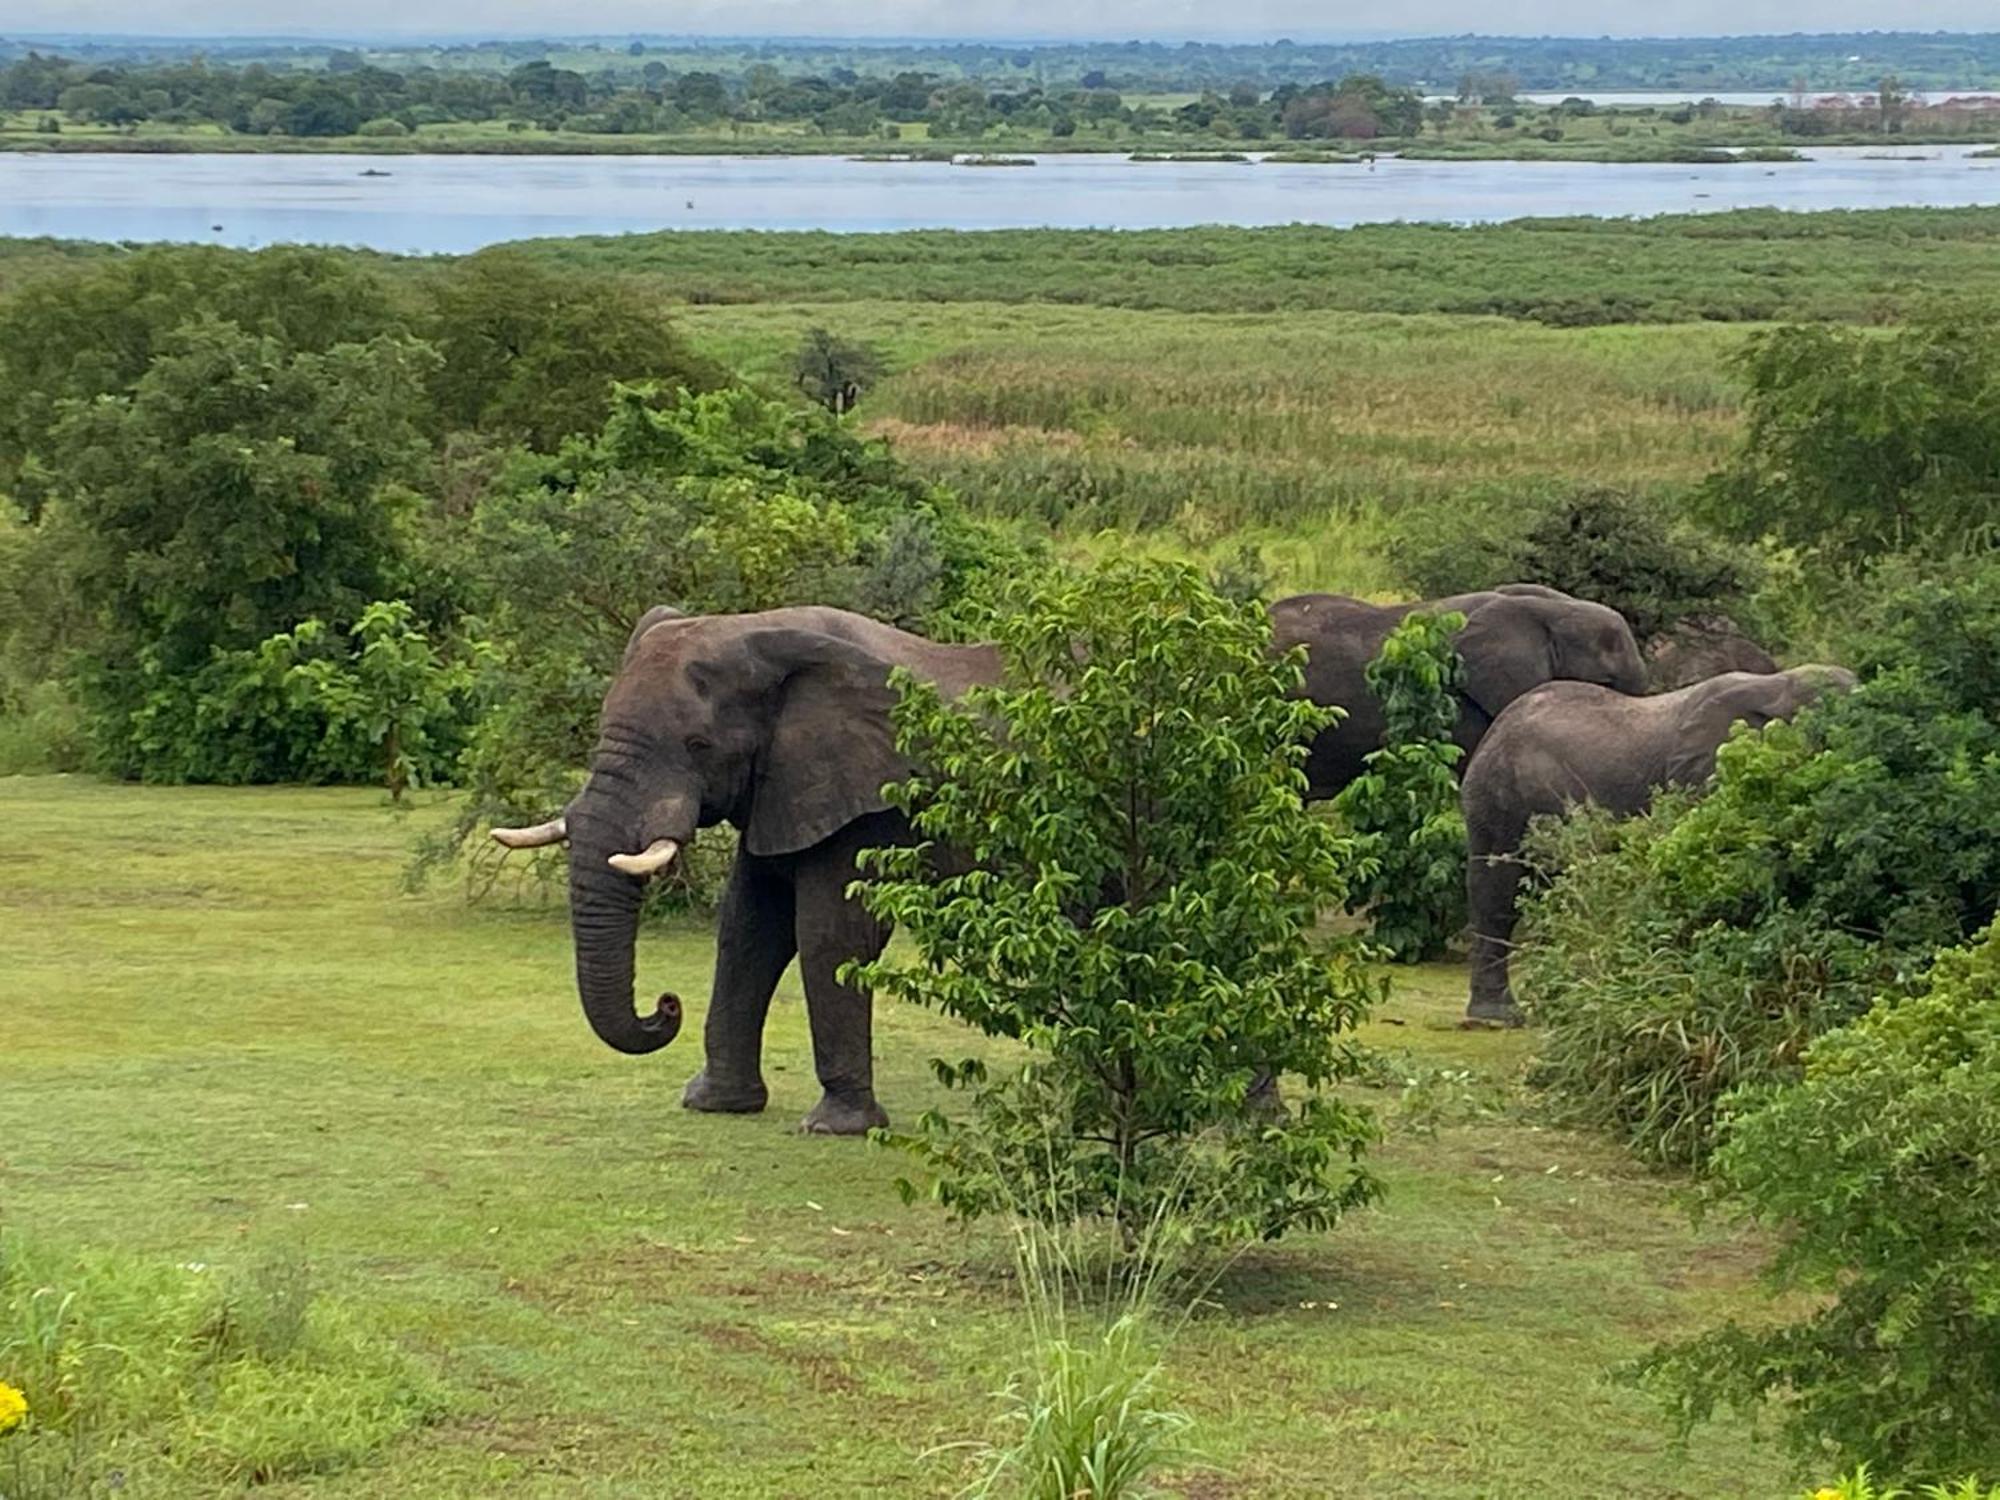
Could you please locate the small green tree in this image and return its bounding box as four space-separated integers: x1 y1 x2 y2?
792 327 884 416
1637 920 2000 1482
851 561 1381 1246
1700 308 2000 563
280 601 477 800
1332 610 1467 962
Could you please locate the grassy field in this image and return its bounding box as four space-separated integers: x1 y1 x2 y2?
520 210 2000 324
672 300 1746 594
1 777 1809 1496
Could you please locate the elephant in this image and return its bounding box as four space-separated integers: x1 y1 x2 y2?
492 605 1001 1136
1644 614 1779 693
1268 586 1649 799
1461 664 1856 1023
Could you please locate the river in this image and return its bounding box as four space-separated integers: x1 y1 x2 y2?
2 144 1997 254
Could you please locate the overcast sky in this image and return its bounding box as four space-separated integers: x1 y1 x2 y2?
6 1 1994 42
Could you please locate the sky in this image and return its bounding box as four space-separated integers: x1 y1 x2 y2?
6 1 1996 41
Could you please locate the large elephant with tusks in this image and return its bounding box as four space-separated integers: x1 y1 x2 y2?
1461 664 1855 1023
492 605 1000 1136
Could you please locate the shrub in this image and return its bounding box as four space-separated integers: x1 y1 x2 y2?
421 250 729 451
355 116 409 137
118 602 475 790
1700 307 2000 562
39 319 439 778
1331 610 1467 962
1638 922 2000 1483
1392 488 1758 643
853 561 1381 1247
1518 567 2000 1164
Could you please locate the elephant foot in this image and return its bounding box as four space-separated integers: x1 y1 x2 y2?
682 1070 769 1114
1462 994 1524 1029
800 1092 889 1137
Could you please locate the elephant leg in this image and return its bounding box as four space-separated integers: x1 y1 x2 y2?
792 825 893 1137
683 848 796 1115
1465 843 1526 1025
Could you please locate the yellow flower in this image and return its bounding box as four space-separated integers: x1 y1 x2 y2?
0 1380 26 1435
1811 1489 1844 1500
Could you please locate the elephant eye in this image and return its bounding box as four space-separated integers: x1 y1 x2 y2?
684 735 713 755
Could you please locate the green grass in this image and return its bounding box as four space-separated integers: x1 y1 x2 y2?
675 299 1746 594
517 209 2000 325
1 776 1803 1496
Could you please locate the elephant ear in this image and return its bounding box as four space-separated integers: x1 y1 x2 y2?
1456 597 1558 721
745 629 909 858
620 604 686 668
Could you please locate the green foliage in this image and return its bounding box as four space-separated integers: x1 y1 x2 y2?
961 1212 1197 1500
422 383 1018 895
1701 308 2000 562
1638 922 2000 1483
852 561 1381 1246
0 1230 440 1493
37 319 439 775
529 209 2000 326
421 249 728 450
119 602 475 790
790 326 884 415
1803 1469 2000 1500
1519 564 2000 1165
1393 489 1759 643
1331 610 1467 962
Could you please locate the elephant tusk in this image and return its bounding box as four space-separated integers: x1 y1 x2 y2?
609 839 680 878
490 816 568 849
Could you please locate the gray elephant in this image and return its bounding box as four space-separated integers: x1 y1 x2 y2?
492 605 1000 1135
1644 614 1779 693
1462 664 1856 1022
1269 586 1649 799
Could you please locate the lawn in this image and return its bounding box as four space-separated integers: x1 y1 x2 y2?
1 776 1803 1496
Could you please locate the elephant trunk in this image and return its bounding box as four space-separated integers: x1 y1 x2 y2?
566 784 691 1056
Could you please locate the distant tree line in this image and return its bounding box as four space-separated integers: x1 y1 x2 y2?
4 32 1999 95
0 53 1427 141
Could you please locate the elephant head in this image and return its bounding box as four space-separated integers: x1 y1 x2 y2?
1663 663 1856 785
493 610 910 1057
1456 593 1649 721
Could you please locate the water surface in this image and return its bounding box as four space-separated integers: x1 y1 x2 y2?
2 145 1997 254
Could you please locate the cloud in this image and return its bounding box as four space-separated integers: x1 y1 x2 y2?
7 0 1996 39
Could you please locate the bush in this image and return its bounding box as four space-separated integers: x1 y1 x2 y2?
1518 577 2000 1164
355 116 408 137
853 561 1381 1247
1331 610 1467 962
1392 487 1758 643
123 602 477 791
1638 922 2000 1483
1701 307 2000 562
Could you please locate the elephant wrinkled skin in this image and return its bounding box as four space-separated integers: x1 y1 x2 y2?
1462 664 1856 1023
500 605 999 1135
1269 586 1649 800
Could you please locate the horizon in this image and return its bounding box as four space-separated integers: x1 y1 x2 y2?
7 9 2000 43
8 26 2000 44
